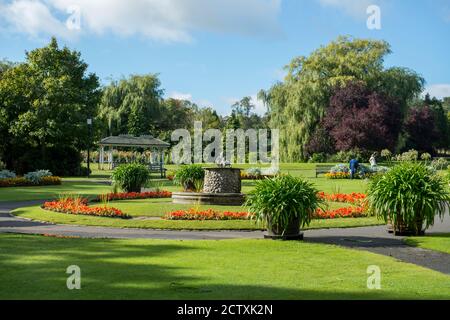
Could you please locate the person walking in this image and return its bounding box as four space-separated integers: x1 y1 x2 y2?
349 158 359 179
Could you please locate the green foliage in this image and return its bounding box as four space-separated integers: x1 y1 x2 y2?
262 36 424 161
98 74 163 137
111 163 150 193
367 162 450 235
174 164 205 191
0 38 100 175
245 175 323 230
430 158 449 171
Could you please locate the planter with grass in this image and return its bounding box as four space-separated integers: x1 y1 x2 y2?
367 162 450 236
245 175 323 240
111 163 151 193
174 164 205 192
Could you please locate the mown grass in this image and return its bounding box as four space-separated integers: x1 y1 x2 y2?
405 233 450 254
0 234 449 300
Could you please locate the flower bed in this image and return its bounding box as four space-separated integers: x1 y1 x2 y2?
324 172 351 179
164 208 251 221
42 198 130 219
314 206 366 219
0 176 61 188
315 192 368 219
317 192 366 204
92 191 172 202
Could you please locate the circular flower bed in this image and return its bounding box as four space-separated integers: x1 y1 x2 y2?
164 208 251 221
92 191 172 202
42 198 130 219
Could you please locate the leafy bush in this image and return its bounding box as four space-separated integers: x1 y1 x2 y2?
380 149 392 161
330 164 349 174
308 153 327 163
431 158 449 171
420 153 432 161
245 175 323 231
111 163 150 193
174 164 205 191
367 162 450 235
330 149 364 163
0 170 16 179
24 170 53 184
398 149 419 162
246 167 262 177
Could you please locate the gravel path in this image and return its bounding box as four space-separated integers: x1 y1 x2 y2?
1 200 449 274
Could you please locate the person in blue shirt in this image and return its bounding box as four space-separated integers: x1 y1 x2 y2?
349 158 359 179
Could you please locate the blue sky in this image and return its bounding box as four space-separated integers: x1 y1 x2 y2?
1 0 449 115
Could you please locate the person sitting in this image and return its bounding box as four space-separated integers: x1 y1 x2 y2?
349 158 359 179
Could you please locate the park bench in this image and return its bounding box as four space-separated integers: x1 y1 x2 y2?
112 162 167 178
315 165 333 178
149 163 167 178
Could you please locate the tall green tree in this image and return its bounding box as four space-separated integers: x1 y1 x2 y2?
0 38 100 174
262 36 424 161
99 74 164 136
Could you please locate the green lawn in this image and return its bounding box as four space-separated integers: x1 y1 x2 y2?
405 234 450 254
0 174 367 203
0 234 448 300
12 206 382 230
0 181 113 202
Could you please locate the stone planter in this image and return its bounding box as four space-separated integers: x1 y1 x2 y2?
172 167 244 206
264 217 303 240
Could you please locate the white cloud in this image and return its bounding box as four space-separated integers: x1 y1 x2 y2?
251 94 267 115
0 0 282 42
169 92 193 101
317 0 378 19
0 0 73 39
424 84 450 100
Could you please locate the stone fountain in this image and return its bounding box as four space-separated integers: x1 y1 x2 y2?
172 154 245 205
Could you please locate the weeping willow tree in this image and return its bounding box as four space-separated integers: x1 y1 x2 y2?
261 36 423 162
98 74 164 137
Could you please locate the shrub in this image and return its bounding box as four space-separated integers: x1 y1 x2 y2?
431 158 449 171
0 170 16 179
246 167 262 177
330 164 349 174
380 149 392 160
308 153 327 163
245 175 323 231
367 162 450 235
111 163 150 193
420 153 432 161
400 149 419 162
174 164 205 192
24 170 53 184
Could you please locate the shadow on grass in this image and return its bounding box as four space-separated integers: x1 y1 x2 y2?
0 234 448 300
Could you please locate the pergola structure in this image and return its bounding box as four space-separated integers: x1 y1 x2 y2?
98 135 170 178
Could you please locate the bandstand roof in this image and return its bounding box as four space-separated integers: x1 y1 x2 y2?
99 135 170 148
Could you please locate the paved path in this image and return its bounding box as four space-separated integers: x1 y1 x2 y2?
0 200 449 274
